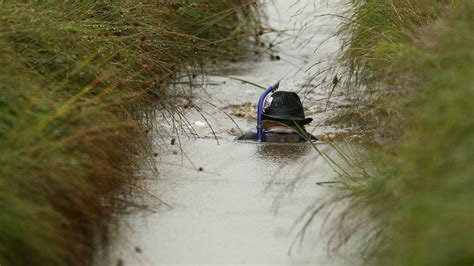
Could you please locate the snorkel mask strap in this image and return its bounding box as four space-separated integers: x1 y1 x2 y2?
257 81 280 142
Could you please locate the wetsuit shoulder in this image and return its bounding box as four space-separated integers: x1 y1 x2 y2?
235 129 317 142
235 129 258 141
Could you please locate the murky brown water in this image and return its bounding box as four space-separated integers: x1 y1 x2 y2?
96 1 351 265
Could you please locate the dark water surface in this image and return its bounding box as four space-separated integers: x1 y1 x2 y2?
97 1 350 265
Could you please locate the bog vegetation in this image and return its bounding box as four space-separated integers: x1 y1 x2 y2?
0 1 259 265
322 0 473 265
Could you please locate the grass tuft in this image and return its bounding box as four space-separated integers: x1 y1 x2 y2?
0 1 260 265
309 0 474 265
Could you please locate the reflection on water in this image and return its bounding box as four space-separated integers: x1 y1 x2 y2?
256 143 312 162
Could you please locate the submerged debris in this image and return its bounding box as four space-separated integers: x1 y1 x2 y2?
230 102 257 120
317 132 350 142
270 54 281 61
316 131 365 143
194 121 206 127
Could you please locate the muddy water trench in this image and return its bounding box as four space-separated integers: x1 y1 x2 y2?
97 1 353 265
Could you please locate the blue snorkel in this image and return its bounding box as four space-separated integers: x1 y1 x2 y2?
257 81 280 142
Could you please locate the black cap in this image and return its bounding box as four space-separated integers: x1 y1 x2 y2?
262 91 313 125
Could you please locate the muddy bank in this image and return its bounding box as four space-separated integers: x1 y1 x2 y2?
0 1 260 265
328 0 474 265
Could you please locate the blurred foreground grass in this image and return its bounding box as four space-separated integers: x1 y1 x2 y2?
0 1 259 265
325 0 473 265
